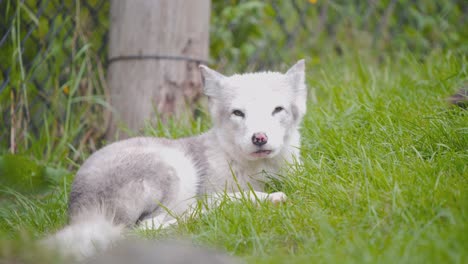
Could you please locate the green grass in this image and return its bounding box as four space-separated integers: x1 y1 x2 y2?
1 51 467 263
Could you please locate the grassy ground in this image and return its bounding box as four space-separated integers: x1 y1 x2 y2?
0 51 467 263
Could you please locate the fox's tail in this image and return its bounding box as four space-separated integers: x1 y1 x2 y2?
42 211 124 259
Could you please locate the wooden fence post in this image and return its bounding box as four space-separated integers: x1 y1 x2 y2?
107 0 211 140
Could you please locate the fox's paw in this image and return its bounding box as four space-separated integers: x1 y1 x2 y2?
268 192 287 205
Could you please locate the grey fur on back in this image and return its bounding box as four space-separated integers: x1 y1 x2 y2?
69 136 208 226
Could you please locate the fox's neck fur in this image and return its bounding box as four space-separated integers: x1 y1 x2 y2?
191 127 301 194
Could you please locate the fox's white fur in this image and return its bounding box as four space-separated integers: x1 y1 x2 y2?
44 60 307 259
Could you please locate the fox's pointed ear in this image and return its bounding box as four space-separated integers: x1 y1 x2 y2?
199 65 226 97
285 59 306 92
286 59 305 75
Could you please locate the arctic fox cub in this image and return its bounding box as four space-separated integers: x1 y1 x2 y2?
46 60 307 258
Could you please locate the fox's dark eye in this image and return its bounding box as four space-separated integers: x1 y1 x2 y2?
272 106 284 115
232 109 245 117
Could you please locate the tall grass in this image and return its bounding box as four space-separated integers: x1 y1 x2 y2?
0 0 109 166
0 51 466 263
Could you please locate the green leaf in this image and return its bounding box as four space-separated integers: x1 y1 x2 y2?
0 154 46 193
0 155 70 194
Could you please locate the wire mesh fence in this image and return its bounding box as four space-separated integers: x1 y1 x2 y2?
210 0 467 72
0 0 109 152
1 0 466 153
0 0 109 89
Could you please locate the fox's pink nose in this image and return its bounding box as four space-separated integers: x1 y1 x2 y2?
252 132 268 146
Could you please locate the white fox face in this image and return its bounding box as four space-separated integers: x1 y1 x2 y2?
200 60 307 161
